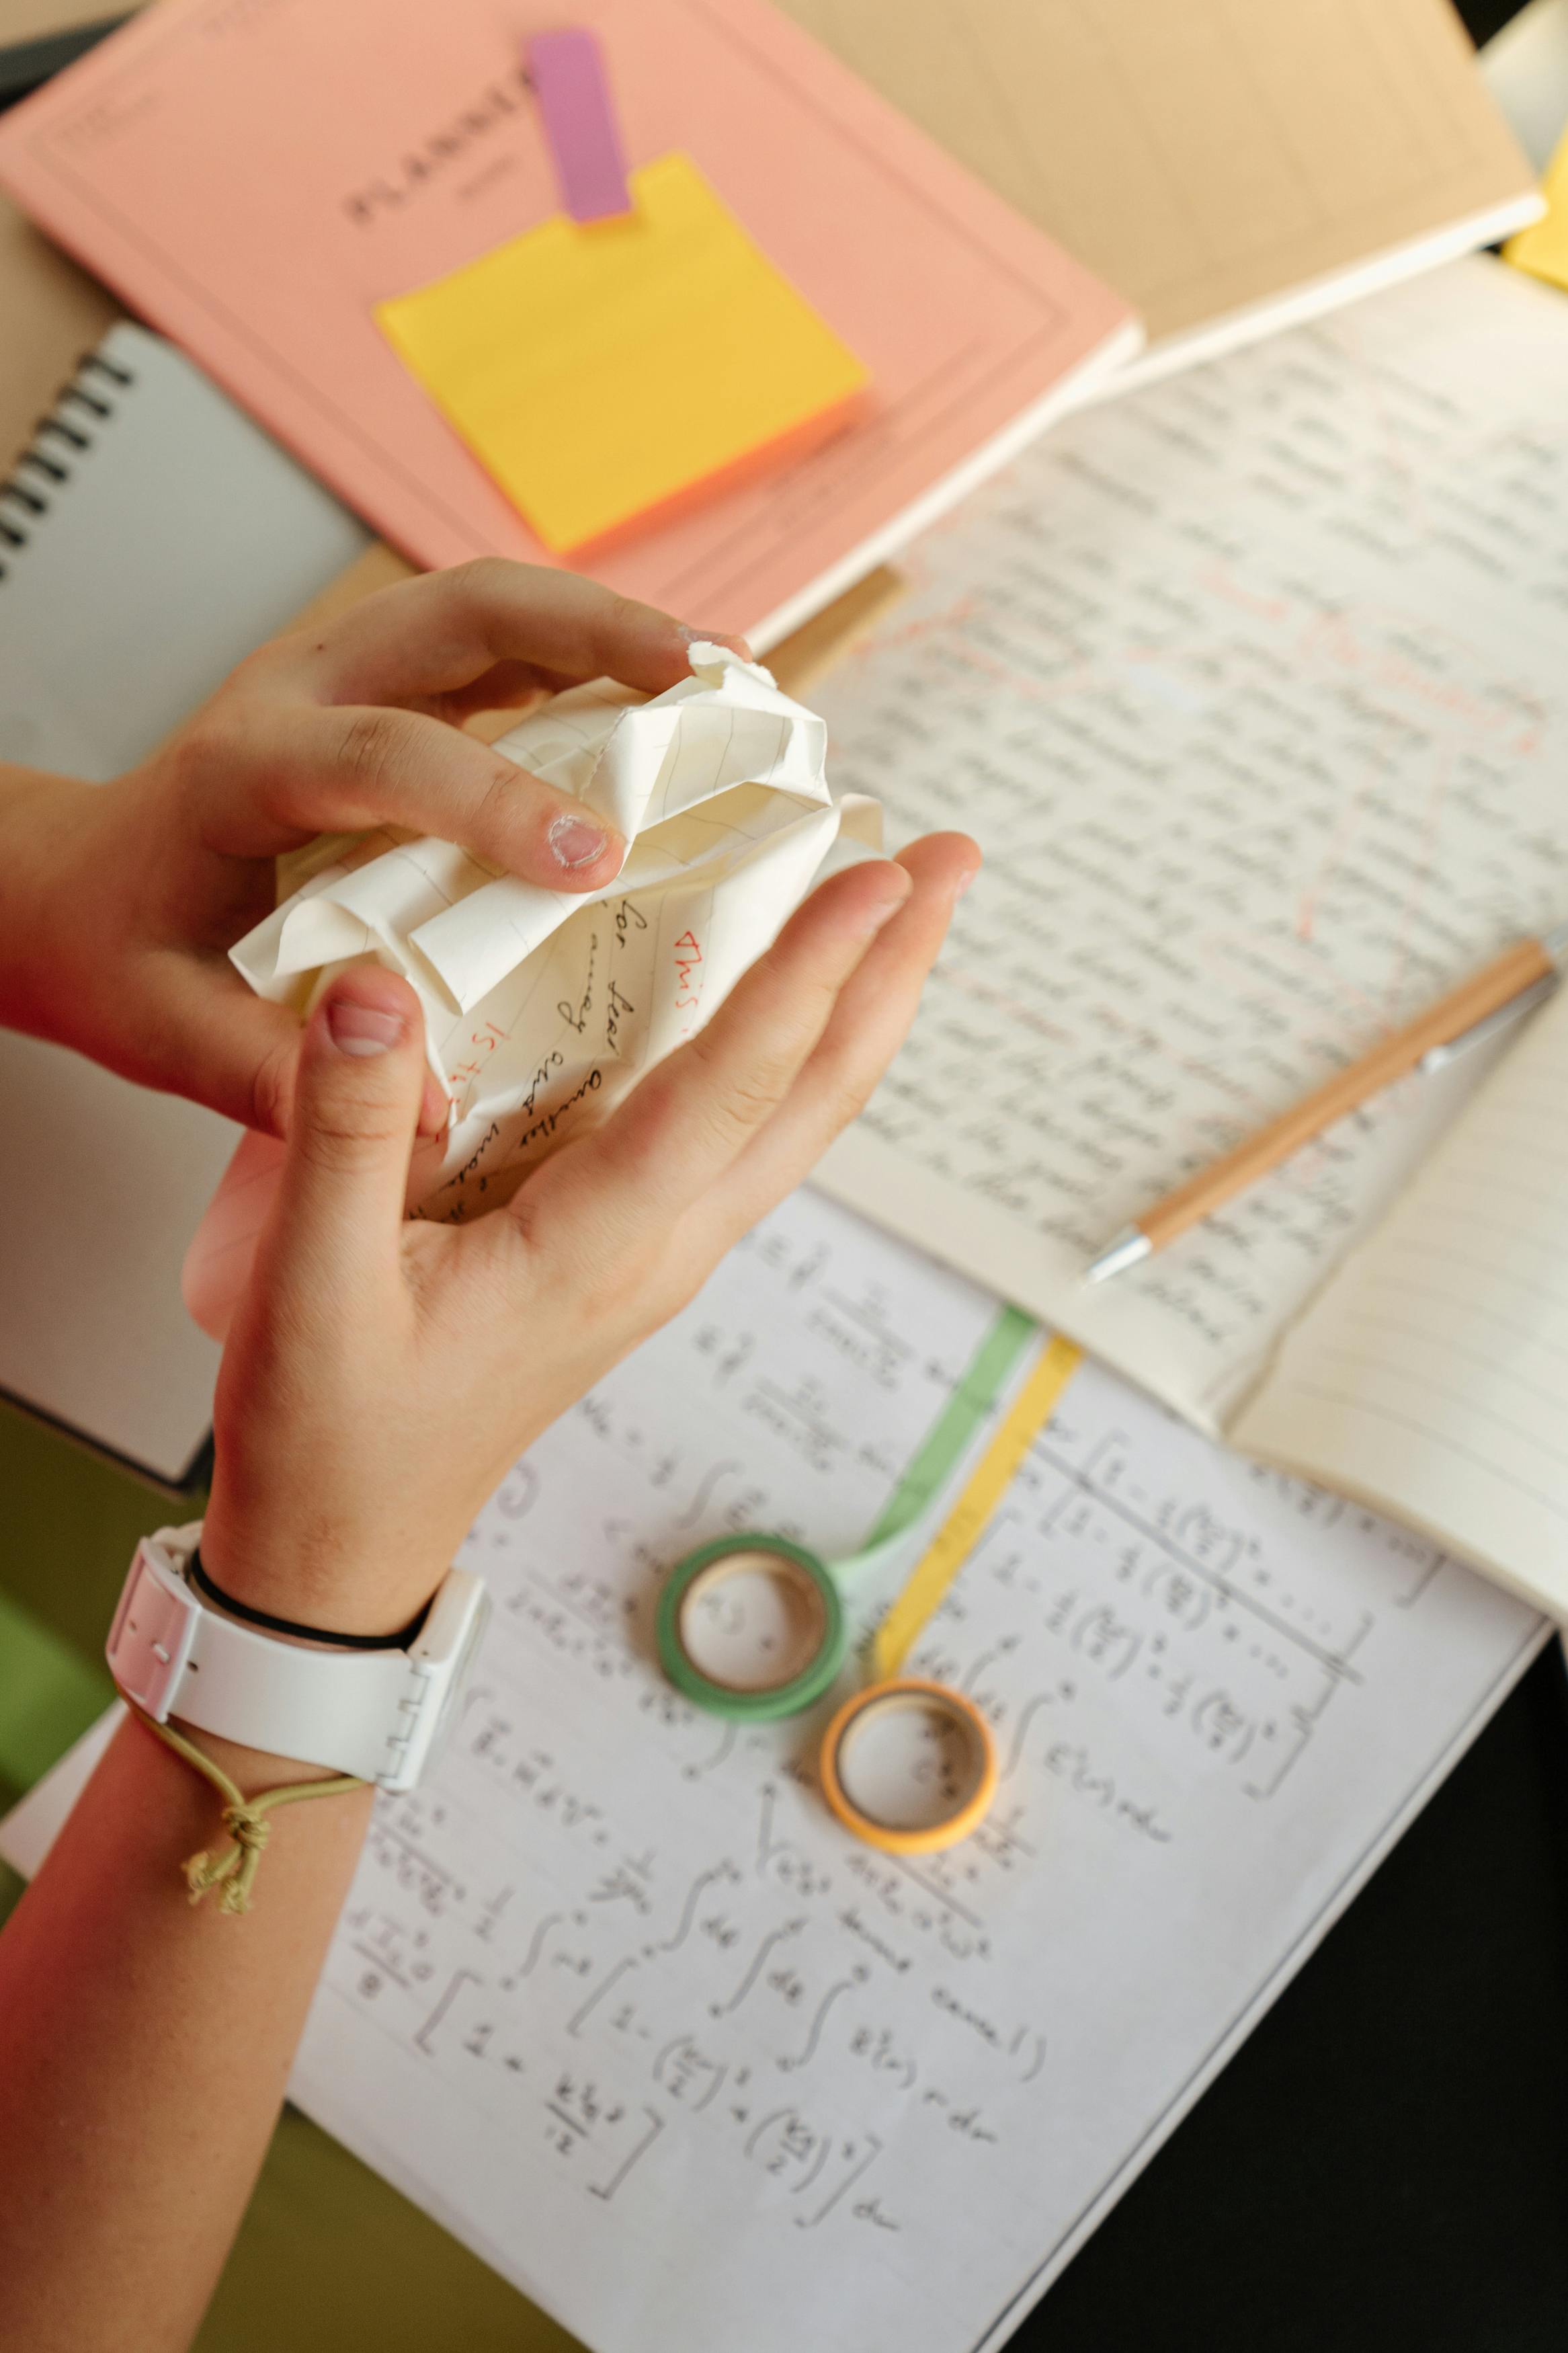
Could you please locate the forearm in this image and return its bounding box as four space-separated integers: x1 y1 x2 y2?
0 1709 373 2352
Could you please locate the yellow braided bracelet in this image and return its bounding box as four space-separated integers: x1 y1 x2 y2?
129 1706 368 1916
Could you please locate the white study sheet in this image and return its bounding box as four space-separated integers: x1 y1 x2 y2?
245 1190 1540 2352
809 256 1568 1437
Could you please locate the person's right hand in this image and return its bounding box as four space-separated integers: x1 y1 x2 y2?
198 832 978 1640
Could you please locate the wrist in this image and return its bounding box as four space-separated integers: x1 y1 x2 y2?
197 1508 448 1643
108 1527 488 1796
166 1720 380 1793
188 1543 435 1652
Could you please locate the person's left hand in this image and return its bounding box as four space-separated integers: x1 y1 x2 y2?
201 834 977 1634
0 562 745 1137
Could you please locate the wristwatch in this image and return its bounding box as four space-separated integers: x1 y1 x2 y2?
106 1523 489 1792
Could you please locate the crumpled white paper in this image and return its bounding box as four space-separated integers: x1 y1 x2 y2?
183 643 880 1337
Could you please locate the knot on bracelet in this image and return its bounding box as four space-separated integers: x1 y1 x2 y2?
184 1803 274 1916
127 1704 368 1919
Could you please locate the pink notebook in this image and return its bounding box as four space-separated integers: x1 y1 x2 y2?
0 0 1138 646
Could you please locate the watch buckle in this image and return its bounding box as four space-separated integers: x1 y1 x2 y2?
106 1542 199 1720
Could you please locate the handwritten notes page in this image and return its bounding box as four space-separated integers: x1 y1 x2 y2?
1236 987 1568 1611
287 1190 1540 2353
811 257 1568 1435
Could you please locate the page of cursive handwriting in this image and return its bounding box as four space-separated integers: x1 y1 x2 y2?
278 1189 1539 2353
811 256 1568 1433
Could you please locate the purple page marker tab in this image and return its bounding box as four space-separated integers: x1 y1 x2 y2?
526 28 632 223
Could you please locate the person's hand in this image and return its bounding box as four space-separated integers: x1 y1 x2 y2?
0 563 745 1136
199 833 977 1636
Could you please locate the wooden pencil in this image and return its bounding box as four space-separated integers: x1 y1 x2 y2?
1085 927 1566 1282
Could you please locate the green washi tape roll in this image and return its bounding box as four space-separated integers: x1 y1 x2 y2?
657 1534 845 1722
657 1305 1036 1723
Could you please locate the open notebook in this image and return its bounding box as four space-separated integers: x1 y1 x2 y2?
1232 988 1568 1618
809 256 1568 1618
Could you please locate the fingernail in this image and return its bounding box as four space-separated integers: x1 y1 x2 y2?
548 811 612 871
327 997 405 1056
679 624 753 660
952 863 981 901
862 871 913 933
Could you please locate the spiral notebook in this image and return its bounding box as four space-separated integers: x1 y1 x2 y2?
0 321 368 778
0 323 368 1485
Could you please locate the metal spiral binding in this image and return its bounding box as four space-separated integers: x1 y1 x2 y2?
0 346 136 583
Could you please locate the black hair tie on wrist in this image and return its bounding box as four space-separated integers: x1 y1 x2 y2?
188 1545 434 1652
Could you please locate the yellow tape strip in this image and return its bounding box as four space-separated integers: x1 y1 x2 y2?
871 1333 1083 1682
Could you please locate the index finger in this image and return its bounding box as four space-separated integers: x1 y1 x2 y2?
511 857 915 1259
284 559 750 712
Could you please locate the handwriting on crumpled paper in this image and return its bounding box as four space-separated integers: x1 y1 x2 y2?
183 643 879 1336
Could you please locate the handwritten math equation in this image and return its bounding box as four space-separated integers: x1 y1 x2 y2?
313 1190 1512 2274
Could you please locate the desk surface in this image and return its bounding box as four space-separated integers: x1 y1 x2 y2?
3 1 1566 2346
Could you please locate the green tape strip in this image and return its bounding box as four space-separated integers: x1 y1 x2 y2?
0 1588 114 1799
657 1306 1038 1722
842 1304 1038 1570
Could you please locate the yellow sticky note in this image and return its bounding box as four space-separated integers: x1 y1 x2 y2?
1505 134 1568 292
376 152 868 553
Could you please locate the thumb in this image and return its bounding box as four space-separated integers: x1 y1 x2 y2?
261 969 429 1301
154 967 449 1139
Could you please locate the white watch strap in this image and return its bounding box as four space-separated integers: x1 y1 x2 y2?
107 1528 434 1786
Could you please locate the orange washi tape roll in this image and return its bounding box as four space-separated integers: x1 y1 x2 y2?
819 1677 997 1856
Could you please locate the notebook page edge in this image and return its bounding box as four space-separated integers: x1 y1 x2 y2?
1233 989 1568 1613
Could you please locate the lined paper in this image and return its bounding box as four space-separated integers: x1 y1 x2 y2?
1235 988 1568 1611
813 258 1568 1439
